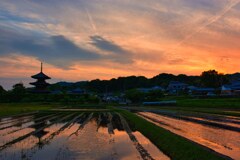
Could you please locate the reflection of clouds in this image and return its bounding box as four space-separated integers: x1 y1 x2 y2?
140 112 240 160
31 123 80 160
133 131 170 160
66 121 141 160
98 128 142 160
0 128 35 146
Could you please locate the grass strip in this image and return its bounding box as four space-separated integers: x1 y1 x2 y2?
177 98 240 109
142 106 240 117
0 103 58 117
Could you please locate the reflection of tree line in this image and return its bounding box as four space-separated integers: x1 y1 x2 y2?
0 112 157 160
0 113 100 151
0 113 74 151
0 112 127 136
0 112 38 125
93 113 124 131
12 113 79 159
22 113 137 160
0 113 59 137
0 112 134 153
0 116 34 131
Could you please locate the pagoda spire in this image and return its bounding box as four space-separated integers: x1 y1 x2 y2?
41 62 43 72
30 61 51 93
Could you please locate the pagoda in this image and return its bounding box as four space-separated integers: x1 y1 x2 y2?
30 62 51 93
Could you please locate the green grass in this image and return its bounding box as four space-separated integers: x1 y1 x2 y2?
65 103 106 109
158 96 240 109
176 98 240 117
177 98 240 109
164 107 240 117
141 106 240 117
115 108 229 160
0 103 59 117
143 97 240 117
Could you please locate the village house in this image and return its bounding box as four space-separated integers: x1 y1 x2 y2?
167 81 188 94
137 86 165 93
188 87 215 96
221 80 240 95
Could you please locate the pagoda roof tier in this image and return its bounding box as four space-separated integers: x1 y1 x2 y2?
31 72 51 79
30 81 50 86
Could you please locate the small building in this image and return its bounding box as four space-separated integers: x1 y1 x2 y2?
221 80 240 95
137 86 164 93
167 81 188 94
230 81 240 95
30 63 51 93
221 85 232 95
189 87 215 95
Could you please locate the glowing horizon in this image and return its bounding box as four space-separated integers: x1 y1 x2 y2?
0 0 240 89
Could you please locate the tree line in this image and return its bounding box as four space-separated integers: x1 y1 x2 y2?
56 70 230 93
0 70 235 103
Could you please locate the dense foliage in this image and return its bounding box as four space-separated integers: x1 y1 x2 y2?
50 70 232 93
125 89 164 103
0 83 100 103
0 70 236 103
201 70 229 88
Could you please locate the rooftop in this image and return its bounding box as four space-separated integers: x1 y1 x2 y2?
31 62 51 79
31 72 51 79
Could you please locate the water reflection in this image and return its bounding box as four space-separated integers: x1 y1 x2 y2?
0 112 168 160
133 132 170 160
139 112 240 160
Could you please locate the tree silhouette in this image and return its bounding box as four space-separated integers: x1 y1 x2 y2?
11 82 27 102
200 70 229 88
0 85 6 94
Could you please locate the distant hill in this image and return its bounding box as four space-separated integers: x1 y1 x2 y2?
49 81 88 91
54 82 74 86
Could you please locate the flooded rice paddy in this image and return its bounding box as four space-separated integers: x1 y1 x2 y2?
137 110 240 160
0 112 169 160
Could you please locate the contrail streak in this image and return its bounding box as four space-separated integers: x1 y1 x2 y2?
167 0 240 55
85 8 97 34
123 0 240 50
180 1 239 42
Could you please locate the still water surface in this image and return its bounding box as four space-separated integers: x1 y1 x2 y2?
0 112 169 160
138 112 240 160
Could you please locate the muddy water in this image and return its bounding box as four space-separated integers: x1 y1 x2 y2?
0 112 169 160
139 112 240 160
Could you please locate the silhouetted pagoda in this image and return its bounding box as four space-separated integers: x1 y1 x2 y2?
30 63 51 93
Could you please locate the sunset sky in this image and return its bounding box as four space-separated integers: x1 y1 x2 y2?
0 0 240 89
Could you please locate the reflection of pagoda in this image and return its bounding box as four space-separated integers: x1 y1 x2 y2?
33 122 49 145
31 118 49 147
30 62 51 93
